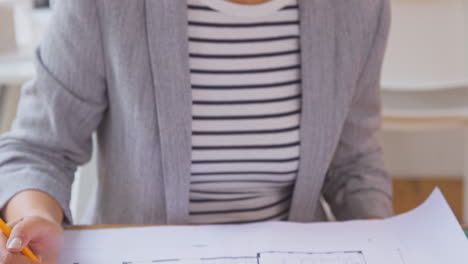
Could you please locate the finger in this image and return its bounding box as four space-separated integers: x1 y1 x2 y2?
0 233 35 264
6 217 45 253
6 218 24 229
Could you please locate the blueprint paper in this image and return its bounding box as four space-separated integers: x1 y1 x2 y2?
58 188 468 264
388 188 468 263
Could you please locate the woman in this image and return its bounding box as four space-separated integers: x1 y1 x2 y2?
0 0 392 263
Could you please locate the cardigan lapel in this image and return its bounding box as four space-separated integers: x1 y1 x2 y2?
145 0 191 224
289 0 352 221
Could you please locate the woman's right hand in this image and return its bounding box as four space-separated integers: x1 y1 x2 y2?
0 216 64 264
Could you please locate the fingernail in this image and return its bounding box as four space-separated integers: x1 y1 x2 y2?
6 237 22 250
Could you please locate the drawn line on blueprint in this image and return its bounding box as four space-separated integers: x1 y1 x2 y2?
122 250 367 264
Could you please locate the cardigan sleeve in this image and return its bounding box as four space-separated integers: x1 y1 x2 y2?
0 0 107 225
321 0 393 220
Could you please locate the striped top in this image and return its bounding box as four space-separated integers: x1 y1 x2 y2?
188 0 301 224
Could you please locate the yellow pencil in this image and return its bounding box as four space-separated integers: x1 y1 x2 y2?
0 217 40 262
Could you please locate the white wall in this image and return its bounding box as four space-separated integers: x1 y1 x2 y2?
382 0 468 87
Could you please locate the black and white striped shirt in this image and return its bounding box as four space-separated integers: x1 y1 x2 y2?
188 0 301 224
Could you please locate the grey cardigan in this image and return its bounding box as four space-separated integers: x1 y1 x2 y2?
0 0 392 225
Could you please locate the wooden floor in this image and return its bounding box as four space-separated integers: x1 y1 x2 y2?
393 178 463 222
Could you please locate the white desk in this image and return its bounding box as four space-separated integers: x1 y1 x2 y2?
0 53 35 86
0 51 33 132
0 8 50 85
0 9 50 131
0 44 36 134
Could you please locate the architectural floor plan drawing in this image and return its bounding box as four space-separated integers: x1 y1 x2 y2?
122 251 366 264
122 256 258 264
259 251 366 264
59 189 468 264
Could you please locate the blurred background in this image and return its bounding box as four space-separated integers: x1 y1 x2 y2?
0 0 467 224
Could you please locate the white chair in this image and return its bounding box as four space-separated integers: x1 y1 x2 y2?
381 0 468 223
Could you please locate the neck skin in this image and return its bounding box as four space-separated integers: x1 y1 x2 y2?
225 0 273 5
